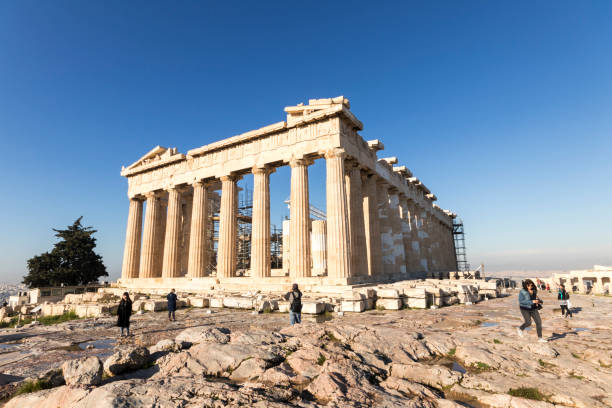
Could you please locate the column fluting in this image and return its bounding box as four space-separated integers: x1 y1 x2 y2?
362 173 382 276
162 187 182 278
187 181 209 277
217 175 238 278
251 166 273 278
325 149 351 278
121 197 143 280
346 163 367 277
289 158 311 278
140 192 162 278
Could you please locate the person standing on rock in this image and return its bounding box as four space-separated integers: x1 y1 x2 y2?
167 289 178 321
284 283 302 325
558 284 573 318
516 279 547 342
117 292 132 337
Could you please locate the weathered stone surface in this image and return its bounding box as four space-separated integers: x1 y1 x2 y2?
103 346 150 376
187 297 209 308
143 300 167 312
175 326 231 345
302 302 324 314
524 342 559 358
377 288 401 298
391 362 462 389
341 300 366 312
62 356 103 387
377 298 402 310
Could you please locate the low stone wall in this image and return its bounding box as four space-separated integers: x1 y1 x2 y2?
34 278 501 318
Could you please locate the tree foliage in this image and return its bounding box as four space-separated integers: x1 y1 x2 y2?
23 217 108 288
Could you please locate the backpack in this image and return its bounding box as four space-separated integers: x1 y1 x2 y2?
289 291 302 313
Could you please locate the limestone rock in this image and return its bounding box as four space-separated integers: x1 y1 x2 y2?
62 356 103 387
149 338 184 354
524 343 559 358
175 326 230 345
391 362 461 389
103 346 150 376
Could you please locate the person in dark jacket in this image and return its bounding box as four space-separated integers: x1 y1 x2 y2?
167 289 178 321
284 283 302 325
558 284 573 318
516 279 547 342
117 292 132 337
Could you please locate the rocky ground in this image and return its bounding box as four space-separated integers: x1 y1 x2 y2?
1 290 611 407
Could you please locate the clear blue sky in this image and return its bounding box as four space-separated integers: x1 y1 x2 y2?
1 1 611 283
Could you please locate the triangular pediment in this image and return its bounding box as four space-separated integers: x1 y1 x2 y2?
121 146 185 176
126 146 168 170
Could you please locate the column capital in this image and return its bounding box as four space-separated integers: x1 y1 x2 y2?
220 174 242 183
251 164 276 175
288 157 314 168
144 191 161 199
129 195 145 202
323 147 346 160
387 187 400 196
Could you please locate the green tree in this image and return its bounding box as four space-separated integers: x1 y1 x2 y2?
23 217 108 287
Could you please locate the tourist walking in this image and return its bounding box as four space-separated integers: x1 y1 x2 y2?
167 289 178 321
284 283 302 325
558 284 573 318
516 279 547 342
117 292 132 337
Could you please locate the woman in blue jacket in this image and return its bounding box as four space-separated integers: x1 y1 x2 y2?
517 279 547 342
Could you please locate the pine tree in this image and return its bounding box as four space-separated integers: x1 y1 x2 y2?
23 217 108 287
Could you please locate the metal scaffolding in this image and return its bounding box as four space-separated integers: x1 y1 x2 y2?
452 218 470 272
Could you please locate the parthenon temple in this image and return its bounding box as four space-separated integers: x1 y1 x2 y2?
118 96 459 293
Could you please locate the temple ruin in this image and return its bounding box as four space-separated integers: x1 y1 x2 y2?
117 96 459 294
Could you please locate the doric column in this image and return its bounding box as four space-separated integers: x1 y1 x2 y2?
407 200 423 273
218 175 239 278
398 196 413 275
251 166 273 278
325 148 351 278
421 208 433 273
121 197 143 280
162 187 182 278
362 173 382 276
289 158 312 278
346 162 367 277
188 181 209 277
154 199 167 277
140 192 162 278
180 194 192 275
311 220 327 276
388 189 406 274
282 219 290 275
377 181 394 275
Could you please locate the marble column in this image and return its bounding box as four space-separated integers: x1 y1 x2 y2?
154 199 167 277
346 163 367 277
377 181 394 275
325 148 351 279
282 219 290 275
162 187 182 278
362 173 382 276
398 196 413 275
180 194 192 275
311 220 327 276
421 208 433 273
388 189 406 274
140 192 162 278
407 200 422 273
289 158 312 278
188 181 209 277
217 175 238 278
121 197 143 280
251 166 273 278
